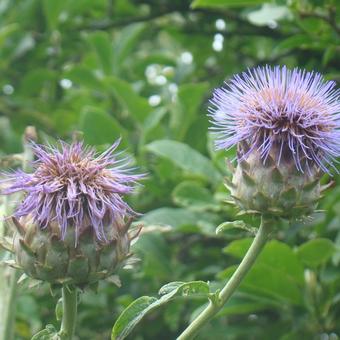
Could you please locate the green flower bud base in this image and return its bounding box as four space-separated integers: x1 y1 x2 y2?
13 217 131 288
226 143 322 218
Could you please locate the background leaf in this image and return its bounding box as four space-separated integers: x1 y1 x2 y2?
296 238 336 267
145 140 222 185
112 281 209 340
191 0 266 8
80 107 125 145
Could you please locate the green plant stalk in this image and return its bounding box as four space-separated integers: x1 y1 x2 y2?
0 196 19 340
177 216 272 340
1 269 21 340
59 286 78 340
0 127 36 340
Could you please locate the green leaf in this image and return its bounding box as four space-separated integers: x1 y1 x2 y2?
170 83 209 140
113 23 146 74
111 296 158 340
224 239 304 285
218 295 271 316
107 76 150 122
297 238 335 267
43 0 66 30
19 69 56 96
0 23 18 47
140 207 218 235
145 140 222 185
133 233 172 279
220 240 305 304
275 34 315 52
80 107 125 145
112 281 209 340
140 207 198 229
216 221 256 235
31 324 58 340
88 32 113 75
322 46 337 67
64 66 104 91
55 298 63 321
159 281 209 298
172 181 217 211
191 0 266 8
247 4 291 27
142 107 167 137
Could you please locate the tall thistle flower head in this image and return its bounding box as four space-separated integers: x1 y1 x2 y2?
210 66 340 218
2 139 144 286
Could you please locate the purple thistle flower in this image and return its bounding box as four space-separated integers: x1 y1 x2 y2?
209 65 340 173
2 139 144 243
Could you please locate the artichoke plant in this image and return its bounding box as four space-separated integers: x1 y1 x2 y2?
2 139 143 287
0 138 144 339
209 65 340 218
177 66 340 339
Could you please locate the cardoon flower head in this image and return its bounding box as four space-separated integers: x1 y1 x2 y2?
3 139 142 242
210 65 340 174
209 66 339 218
1 139 144 286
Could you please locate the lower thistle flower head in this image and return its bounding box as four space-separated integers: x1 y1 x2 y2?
2 139 144 287
210 66 340 218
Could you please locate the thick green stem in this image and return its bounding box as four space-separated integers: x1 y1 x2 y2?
59 286 78 340
177 216 272 340
1 270 21 340
0 127 36 340
0 195 20 340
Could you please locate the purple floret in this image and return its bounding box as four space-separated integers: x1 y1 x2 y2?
2 139 144 242
209 65 340 173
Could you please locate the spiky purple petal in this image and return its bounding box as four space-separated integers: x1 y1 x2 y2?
209 65 340 173
2 139 144 242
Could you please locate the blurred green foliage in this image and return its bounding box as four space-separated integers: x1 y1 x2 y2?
0 0 339 339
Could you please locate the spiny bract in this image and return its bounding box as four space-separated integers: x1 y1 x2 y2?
2 139 143 287
210 66 339 217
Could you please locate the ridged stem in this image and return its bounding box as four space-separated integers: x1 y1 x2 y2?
1 269 20 340
0 127 36 340
59 286 78 340
177 216 272 340
0 195 20 340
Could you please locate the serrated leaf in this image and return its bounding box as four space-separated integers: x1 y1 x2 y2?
158 281 209 298
112 281 209 340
